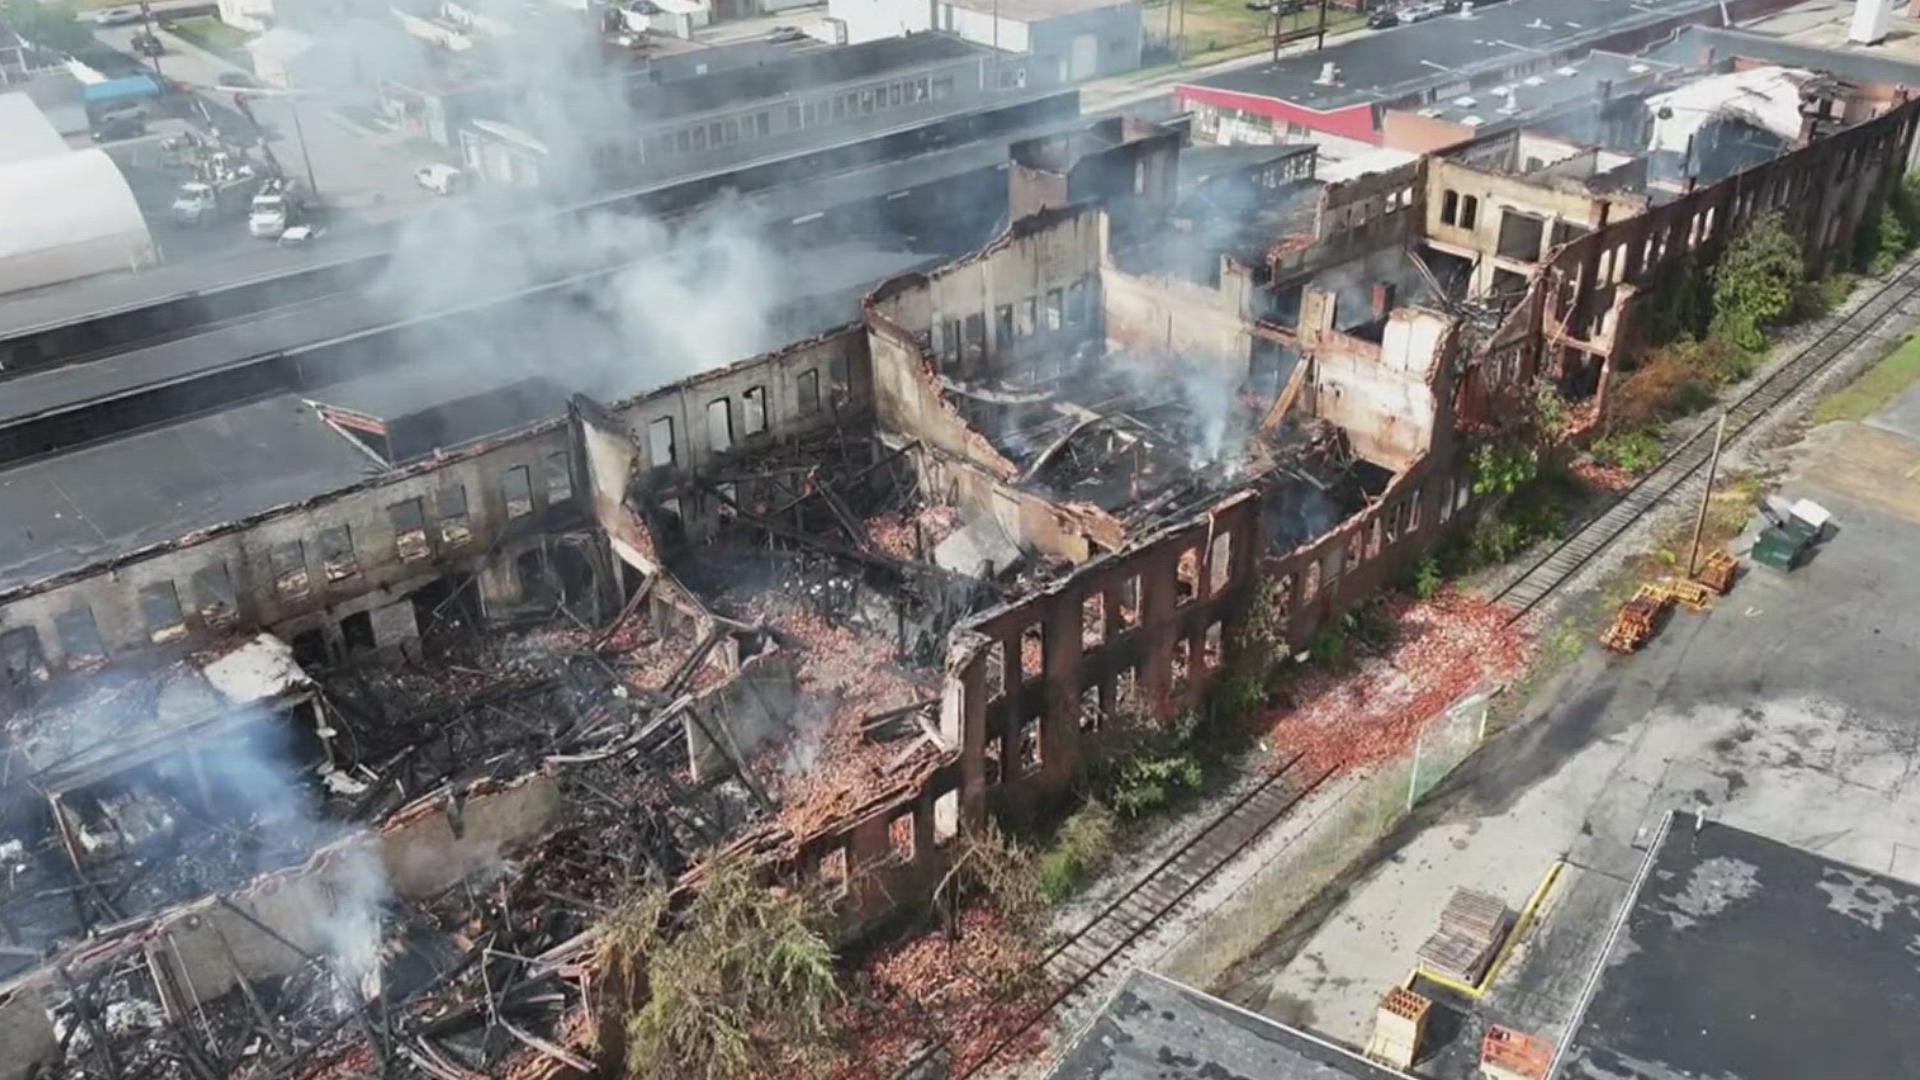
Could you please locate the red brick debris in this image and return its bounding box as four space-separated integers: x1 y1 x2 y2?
1568 456 1638 495
866 503 962 561
1263 590 1537 777
740 596 944 836
821 907 1057 1080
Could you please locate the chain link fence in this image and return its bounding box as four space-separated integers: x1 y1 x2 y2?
1406 687 1491 810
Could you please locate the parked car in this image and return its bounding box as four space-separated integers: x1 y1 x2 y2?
92 6 142 25
765 25 806 42
414 163 466 195
216 72 260 88
90 112 147 142
1399 1 1445 22
1366 7 1400 28
131 32 164 57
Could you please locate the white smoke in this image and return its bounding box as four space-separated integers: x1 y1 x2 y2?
318 842 393 1011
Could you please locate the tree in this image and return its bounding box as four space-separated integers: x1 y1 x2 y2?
1709 212 1804 354
614 859 843 1080
1 0 93 54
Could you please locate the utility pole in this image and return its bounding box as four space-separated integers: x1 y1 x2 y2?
138 0 162 79
1686 414 1728 577
288 95 319 198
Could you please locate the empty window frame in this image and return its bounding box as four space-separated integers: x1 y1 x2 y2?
1066 280 1087 324
503 466 535 519
390 498 431 561
742 385 768 436
1460 194 1479 230
1016 297 1036 336
796 369 821 415
140 580 187 643
995 303 1014 343
272 540 311 601
438 485 473 547
1209 531 1233 592
1440 189 1460 226
317 525 359 582
1044 288 1063 331
0 627 45 687
707 398 733 453
546 451 573 503
56 606 106 665
648 417 676 467
193 562 239 628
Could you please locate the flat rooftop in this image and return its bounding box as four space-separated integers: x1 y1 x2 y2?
1181 0 1729 113
1648 22 1920 86
1412 49 1680 128
1049 969 1406 1080
0 242 933 595
1561 811 1920 1080
625 33 989 120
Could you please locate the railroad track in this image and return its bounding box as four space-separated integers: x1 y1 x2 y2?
894 756 1335 1079
1493 255 1920 620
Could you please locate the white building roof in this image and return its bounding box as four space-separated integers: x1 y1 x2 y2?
0 148 155 294
0 93 70 166
1646 66 1814 156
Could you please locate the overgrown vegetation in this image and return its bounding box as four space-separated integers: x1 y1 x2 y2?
609 860 843 1080
1591 429 1663 474
1036 801 1118 901
1600 181 1920 477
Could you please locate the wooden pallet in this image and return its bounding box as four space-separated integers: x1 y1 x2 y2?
1696 550 1738 595
1601 584 1670 653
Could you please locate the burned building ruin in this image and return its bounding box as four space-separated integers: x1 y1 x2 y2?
0 39 1915 1079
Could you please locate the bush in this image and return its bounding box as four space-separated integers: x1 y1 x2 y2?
1609 339 1725 430
1108 752 1204 820
1411 556 1444 601
1471 442 1539 498
1036 802 1117 902
1307 620 1348 670
1709 212 1804 354
1592 430 1663 475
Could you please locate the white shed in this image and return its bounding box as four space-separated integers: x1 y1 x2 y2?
0 149 158 294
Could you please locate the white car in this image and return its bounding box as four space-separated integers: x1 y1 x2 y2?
93 7 143 25
414 163 466 195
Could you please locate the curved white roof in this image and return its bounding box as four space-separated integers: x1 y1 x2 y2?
0 149 155 293
0 93 67 166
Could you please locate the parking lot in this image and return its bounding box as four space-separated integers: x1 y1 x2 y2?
1213 364 1920 1072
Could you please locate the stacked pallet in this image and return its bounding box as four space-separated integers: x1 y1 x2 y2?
1481 1025 1553 1080
1416 889 1513 985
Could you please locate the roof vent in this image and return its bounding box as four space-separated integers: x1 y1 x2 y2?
1315 61 1340 85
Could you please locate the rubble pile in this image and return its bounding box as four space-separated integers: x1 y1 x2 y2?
830 907 1056 1079
738 595 943 834
1265 591 1537 774
865 503 962 562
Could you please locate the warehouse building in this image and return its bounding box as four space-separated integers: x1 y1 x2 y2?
0 93 155 296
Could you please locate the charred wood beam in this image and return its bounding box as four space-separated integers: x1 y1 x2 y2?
590 572 656 650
